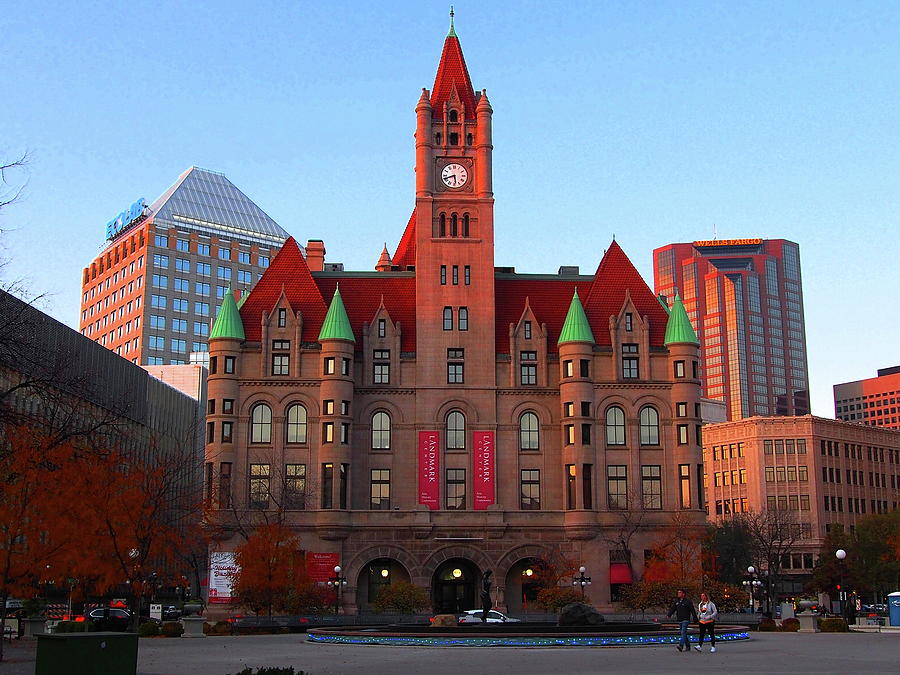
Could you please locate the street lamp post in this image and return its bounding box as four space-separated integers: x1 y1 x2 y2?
835 549 847 617
327 565 348 616
743 566 764 613
572 566 591 600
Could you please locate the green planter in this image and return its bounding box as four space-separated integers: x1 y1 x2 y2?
36 632 138 675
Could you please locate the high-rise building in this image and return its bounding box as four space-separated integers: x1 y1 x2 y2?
703 415 900 597
834 366 900 430
203 17 706 614
654 239 810 421
79 167 290 366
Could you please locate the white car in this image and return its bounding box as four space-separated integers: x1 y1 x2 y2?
457 610 521 624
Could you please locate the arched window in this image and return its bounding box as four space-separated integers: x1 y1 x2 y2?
463 214 470 237
458 307 468 331
606 406 626 446
450 213 458 237
449 109 458 122
435 132 442 145
519 411 539 451
447 410 466 449
443 307 453 330
372 411 391 450
639 406 659 446
439 213 446 237
285 404 307 444
250 403 272 443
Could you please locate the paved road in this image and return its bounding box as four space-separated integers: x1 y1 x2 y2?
1 631 897 674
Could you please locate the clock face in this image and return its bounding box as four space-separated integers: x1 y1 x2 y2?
441 163 468 188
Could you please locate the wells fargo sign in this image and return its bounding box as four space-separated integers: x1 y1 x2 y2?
693 238 762 247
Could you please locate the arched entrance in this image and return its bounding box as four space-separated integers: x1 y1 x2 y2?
504 558 545 615
355 558 412 612
432 558 479 615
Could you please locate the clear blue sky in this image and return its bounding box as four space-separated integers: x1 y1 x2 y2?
3 0 899 416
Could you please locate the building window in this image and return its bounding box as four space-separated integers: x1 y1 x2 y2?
641 465 662 509
639 406 659 445
676 402 687 417
218 462 231 508
218 247 231 260
370 469 391 510
607 465 627 509
440 265 447 285
321 463 333 509
341 422 350 444
153 253 169 268
446 410 466 450
523 320 531 339
677 424 688 445
250 404 272 443
285 464 306 509
377 318 386 337
520 469 541 510
278 308 287 327
224 356 235 374
625 312 633 331
566 464 576 509
464 265 471 285
581 423 592 445
446 469 466 510
272 354 289 376
339 464 348 507
322 422 334 443
285 404 307 444
341 357 351 376
564 424 575 445
675 360 685 378
519 412 539 451
221 422 233 443
324 357 335 375
563 360 574 378
582 463 593 509
155 235 168 248
622 356 639 379
238 251 250 264
151 274 168 289
452 265 459 285
249 464 270 509
458 307 468 331
447 361 464 384
443 307 453 330
679 464 691 509
580 359 590 377
606 406 626 445
372 411 391 449
373 349 390 384
151 295 167 309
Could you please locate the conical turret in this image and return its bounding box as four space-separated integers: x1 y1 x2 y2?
210 287 245 340
557 289 595 346
664 293 699 346
318 285 355 342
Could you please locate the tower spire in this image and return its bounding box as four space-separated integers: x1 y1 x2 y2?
448 6 457 37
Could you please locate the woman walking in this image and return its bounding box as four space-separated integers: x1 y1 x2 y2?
695 592 718 653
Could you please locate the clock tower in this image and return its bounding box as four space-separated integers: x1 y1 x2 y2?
414 11 496 390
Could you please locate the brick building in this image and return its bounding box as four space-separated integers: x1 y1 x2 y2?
834 366 900 430
79 167 289 366
653 238 810 420
703 415 900 594
203 17 706 613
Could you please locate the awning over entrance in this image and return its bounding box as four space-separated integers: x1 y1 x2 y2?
609 563 633 584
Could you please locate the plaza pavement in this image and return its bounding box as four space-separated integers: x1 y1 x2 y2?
0 631 897 674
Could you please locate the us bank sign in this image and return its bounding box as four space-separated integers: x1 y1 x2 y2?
106 198 147 240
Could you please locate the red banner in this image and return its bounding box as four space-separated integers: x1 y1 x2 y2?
473 431 495 510
418 430 440 510
307 552 340 582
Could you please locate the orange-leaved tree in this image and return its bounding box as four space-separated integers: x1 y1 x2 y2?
230 523 310 617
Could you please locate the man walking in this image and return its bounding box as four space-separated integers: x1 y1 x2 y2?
667 589 699 652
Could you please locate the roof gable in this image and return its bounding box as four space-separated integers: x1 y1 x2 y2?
393 209 417 268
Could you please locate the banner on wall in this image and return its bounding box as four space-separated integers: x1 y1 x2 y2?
418 430 440 510
208 552 237 604
307 552 341 582
473 431 495 510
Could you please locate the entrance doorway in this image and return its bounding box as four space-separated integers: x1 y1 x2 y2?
432 558 479 615
504 558 544 615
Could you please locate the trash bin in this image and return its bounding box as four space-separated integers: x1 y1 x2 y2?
889 592 900 627
36 632 138 675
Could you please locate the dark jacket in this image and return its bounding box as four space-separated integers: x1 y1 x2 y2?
668 597 699 622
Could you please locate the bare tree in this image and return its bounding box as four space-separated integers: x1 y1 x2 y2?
738 509 801 613
602 494 650 582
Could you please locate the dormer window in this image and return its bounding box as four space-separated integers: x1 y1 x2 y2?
449 109 458 122
278 308 287 328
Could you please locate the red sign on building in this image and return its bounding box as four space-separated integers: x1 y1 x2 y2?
418 430 440 509
473 431 495 510
306 552 341 583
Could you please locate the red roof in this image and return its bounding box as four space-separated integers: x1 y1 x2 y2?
583 240 669 346
392 209 416 269
240 237 327 342
494 278 581 353
431 35 477 120
315 277 417 352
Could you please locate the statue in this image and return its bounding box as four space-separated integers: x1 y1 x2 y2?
480 569 493 622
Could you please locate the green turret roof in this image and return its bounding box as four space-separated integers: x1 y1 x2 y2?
236 289 248 309
657 293 670 315
209 288 245 341
664 293 699 346
557 289 595 346
318 285 355 342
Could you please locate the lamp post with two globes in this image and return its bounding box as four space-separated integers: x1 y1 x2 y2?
327 565 348 616
835 549 847 616
572 566 591 600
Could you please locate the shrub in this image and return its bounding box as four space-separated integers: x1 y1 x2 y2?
371 581 431 614
212 620 233 635
781 618 800 632
161 621 184 637
55 620 94 633
230 669 304 675
758 617 778 632
536 586 582 612
138 621 160 637
819 618 849 633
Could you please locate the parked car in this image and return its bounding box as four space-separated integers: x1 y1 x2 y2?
457 609 521 624
86 607 160 631
162 606 181 621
